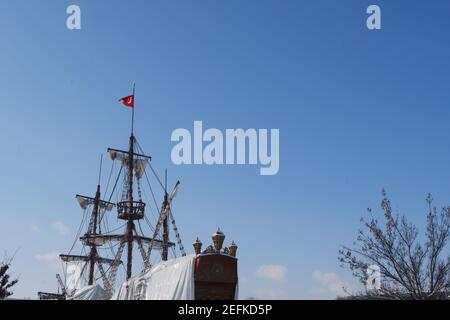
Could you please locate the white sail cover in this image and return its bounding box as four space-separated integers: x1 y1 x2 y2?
70 284 106 300
112 254 196 300
65 261 86 294
134 159 148 179
108 150 148 179
76 195 114 211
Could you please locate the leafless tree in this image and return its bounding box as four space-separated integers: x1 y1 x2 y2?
339 190 450 300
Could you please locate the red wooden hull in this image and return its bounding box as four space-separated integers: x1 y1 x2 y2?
194 254 238 300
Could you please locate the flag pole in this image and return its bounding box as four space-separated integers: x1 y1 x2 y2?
131 82 135 136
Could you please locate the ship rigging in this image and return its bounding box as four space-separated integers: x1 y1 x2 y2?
39 84 186 299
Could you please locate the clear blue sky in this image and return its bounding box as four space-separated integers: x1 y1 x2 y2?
1 0 450 299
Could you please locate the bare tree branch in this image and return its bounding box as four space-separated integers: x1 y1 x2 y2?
339 191 450 300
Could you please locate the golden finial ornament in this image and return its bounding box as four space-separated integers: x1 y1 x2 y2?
229 241 238 257
193 237 202 255
212 228 225 252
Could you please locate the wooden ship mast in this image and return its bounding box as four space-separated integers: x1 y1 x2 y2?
39 84 187 299
61 172 116 286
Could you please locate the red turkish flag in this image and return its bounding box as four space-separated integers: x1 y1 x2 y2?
119 95 134 108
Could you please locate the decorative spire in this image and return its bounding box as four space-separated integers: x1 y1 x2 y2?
229 241 238 257
193 237 202 255
212 228 225 252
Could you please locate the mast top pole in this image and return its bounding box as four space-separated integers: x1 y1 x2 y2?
131 82 136 137
165 169 168 195
97 154 103 187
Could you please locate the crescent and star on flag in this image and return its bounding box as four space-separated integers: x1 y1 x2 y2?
119 83 137 134
119 95 134 108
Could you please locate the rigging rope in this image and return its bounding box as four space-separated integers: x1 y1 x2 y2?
104 241 126 298
100 222 127 235
100 165 123 226
68 207 88 255
169 209 186 256
101 164 124 265
137 141 187 261
135 140 165 191
103 160 115 200
144 169 161 217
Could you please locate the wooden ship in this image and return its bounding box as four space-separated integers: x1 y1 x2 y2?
38 85 238 300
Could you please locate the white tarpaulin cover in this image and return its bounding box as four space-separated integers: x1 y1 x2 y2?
65 261 86 294
112 254 196 300
70 284 106 300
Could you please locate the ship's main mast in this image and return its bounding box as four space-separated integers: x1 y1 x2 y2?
123 83 142 279
125 133 135 279
107 83 154 280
